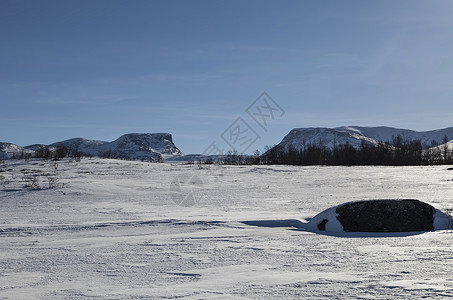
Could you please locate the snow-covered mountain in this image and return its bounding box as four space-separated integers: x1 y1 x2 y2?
94 133 183 161
275 126 453 151
1 133 183 161
49 138 108 154
48 133 183 161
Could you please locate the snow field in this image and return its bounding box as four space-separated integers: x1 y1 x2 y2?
1 158 453 299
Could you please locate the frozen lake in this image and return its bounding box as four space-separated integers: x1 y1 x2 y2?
1 158 453 299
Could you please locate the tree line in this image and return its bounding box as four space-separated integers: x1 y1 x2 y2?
12 145 84 161
12 146 161 162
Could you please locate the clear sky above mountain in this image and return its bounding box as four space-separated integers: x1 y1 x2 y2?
2 0 453 154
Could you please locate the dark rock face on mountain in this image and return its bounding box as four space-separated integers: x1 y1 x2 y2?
335 199 435 232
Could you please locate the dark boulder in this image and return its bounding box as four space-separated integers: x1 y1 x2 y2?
317 219 329 231
335 199 435 232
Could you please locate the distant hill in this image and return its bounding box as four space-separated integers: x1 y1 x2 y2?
275 126 453 151
0 133 183 161
0 142 35 160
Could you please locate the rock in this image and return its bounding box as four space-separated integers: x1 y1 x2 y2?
317 219 329 231
335 199 434 232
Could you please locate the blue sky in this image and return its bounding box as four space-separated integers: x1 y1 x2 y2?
2 0 453 154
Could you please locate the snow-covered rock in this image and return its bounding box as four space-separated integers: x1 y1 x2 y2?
306 199 452 234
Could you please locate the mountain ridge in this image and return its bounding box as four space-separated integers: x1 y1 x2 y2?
1 133 183 161
275 126 453 151
2 126 453 161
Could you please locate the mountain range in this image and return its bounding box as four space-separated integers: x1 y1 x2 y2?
1 133 183 161
1 126 453 161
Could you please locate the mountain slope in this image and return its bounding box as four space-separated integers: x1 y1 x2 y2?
49 138 108 155
0 142 34 159
275 126 453 151
350 126 453 147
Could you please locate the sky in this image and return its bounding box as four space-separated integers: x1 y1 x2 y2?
2 0 453 154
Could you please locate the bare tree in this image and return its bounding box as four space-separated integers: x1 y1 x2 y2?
443 135 449 164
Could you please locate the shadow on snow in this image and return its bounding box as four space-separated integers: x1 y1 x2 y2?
240 219 430 238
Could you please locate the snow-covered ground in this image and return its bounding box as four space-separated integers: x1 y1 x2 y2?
1 158 453 299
